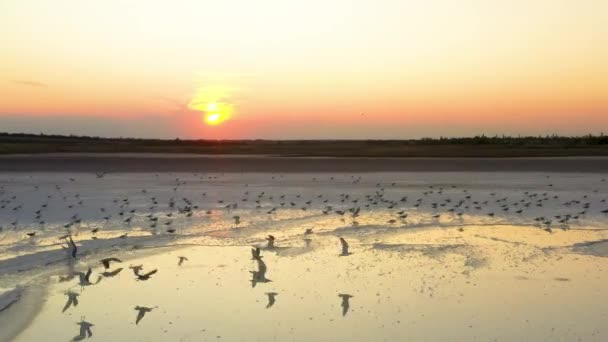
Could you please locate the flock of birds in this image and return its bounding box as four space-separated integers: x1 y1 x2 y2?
1 173 607 340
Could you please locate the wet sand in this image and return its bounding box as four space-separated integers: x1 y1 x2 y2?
2 172 608 341
2 154 608 173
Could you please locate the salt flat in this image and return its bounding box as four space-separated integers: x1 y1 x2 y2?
1 171 608 341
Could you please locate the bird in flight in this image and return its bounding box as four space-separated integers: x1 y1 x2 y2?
72 318 94 341
339 294 353 316
135 268 158 281
251 247 262 260
101 268 124 278
100 257 122 269
62 291 80 313
134 306 156 325
265 292 278 308
339 237 351 256
177 256 188 266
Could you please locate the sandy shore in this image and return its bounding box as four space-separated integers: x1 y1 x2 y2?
2 154 608 173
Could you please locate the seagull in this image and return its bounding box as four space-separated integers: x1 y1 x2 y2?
251 247 262 260
101 268 123 278
72 319 94 341
339 237 350 256
266 235 275 248
100 257 122 269
135 269 158 281
250 258 271 288
75 268 101 287
177 256 188 266
265 292 278 308
129 265 143 275
62 291 80 313
134 306 155 325
339 294 353 316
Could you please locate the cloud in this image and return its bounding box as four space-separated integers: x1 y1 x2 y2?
11 80 47 88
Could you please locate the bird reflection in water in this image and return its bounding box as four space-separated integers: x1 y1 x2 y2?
72 318 94 341
62 291 79 313
339 294 353 316
250 248 271 287
265 292 278 308
339 237 351 256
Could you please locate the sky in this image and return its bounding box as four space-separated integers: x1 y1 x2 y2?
1 0 607 139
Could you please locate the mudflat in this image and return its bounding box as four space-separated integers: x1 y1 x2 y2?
2 154 608 173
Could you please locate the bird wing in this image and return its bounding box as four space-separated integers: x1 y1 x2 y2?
142 269 158 277
85 268 92 281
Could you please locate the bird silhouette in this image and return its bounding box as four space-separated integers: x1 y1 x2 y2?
177 256 188 266
251 247 262 260
339 237 350 256
101 268 123 278
250 258 271 288
100 257 122 269
265 292 278 308
62 291 79 313
266 235 275 248
135 269 158 281
72 319 94 341
134 306 155 325
75 268 101 287
339 294 353 316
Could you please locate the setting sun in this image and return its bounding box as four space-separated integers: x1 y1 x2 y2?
205 112 222 125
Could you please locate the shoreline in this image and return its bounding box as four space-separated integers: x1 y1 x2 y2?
1 154 608 173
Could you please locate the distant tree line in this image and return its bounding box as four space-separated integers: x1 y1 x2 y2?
0 132 607 146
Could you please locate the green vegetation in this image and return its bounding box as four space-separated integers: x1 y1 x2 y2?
1 132 608 157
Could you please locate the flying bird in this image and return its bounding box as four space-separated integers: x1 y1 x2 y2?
265 292 278 308
135 269 158 281
266 235 276 248
72 319 94 341
339 237 350 256
177 256 188 266
339 294 353 316
134 306 155 325
101 268 124 278
251 247 262 260
100 257 122 269
62 291 80 313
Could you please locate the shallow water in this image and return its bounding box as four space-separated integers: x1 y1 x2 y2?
1 172 608 341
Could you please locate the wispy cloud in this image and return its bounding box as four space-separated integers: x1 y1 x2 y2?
11 80 47 88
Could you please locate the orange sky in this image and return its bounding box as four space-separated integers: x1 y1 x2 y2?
1 0 606 139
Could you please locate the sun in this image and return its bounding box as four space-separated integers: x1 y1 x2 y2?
205 112 222 125
188 85 236 126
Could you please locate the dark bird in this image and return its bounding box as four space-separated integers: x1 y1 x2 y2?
100 257 122 269
265 292 278 308
339 294 353 316
266 235 276 248
136 269 158 281
76 268 101 287
250 258 271 287
339 237 350 256
129 265 143 275
177 256 188 266
251 247 262 260
134 306 155 325
101 268 123 278
72 319 94 341
62 291 79 313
